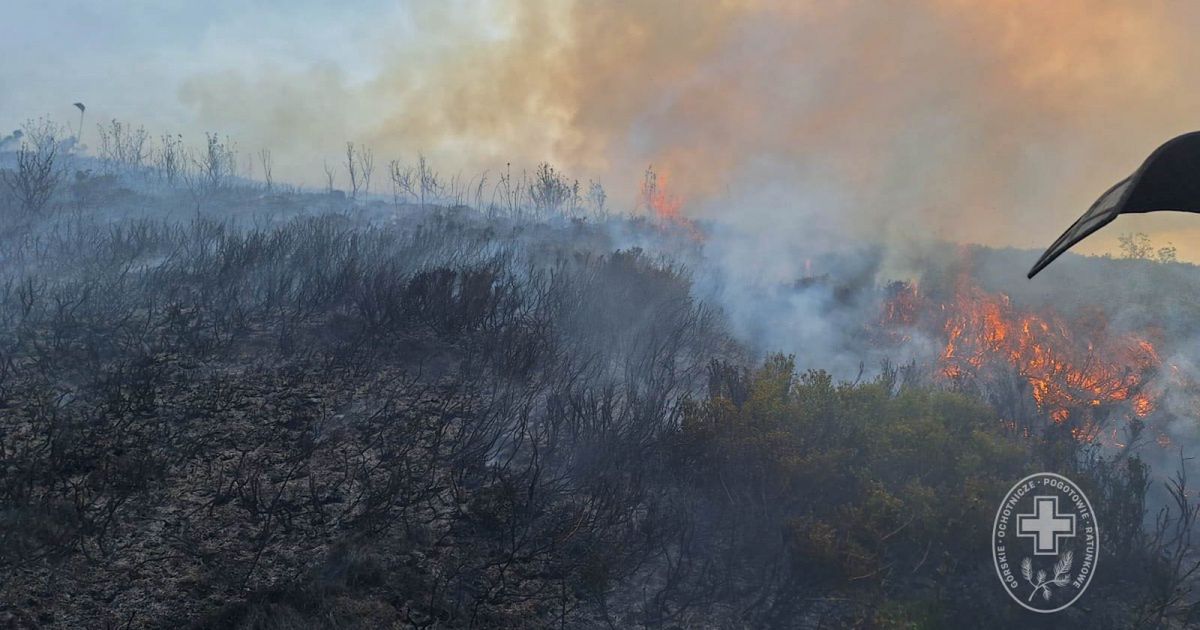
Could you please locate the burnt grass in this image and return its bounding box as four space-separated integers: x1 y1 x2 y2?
0 172 1196 629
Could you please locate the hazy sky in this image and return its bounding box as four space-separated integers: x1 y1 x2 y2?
7 1 1200 259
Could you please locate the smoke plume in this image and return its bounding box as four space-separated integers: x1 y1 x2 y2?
165 1 1200 257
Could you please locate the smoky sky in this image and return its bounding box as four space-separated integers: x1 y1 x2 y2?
7 0 1200 258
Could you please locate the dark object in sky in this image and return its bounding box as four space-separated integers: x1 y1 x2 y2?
1028 131 1200 278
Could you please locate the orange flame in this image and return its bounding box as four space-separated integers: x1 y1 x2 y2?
641 167 683 220
881 278 1160 437
639 167 705 241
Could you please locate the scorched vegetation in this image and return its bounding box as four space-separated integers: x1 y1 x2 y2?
0 120 1198 629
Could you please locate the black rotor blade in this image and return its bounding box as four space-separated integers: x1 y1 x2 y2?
1029 131 1200 278
1027 177 1129 278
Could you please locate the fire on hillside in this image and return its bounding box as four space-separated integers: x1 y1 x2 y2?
879 276 1165 446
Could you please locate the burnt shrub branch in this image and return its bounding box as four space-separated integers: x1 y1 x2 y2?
0 176 1194 629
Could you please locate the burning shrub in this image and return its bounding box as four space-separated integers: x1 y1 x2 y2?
880 276 1163 446
3 149 1200 628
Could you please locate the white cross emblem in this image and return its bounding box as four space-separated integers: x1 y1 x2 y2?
1017 495 1076 555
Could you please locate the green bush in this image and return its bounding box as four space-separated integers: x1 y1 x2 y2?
671 355 1163 626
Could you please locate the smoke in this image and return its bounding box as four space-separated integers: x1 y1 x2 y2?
184 0 1200 377
8 0 1199 375
168 0 1200 259
13 0 1200 373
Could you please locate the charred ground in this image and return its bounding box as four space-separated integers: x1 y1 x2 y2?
1 132 1198 629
